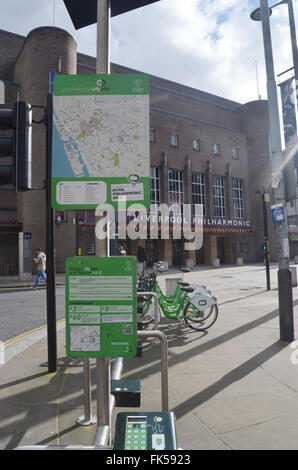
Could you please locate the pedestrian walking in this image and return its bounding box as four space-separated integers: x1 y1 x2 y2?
32 248 47 288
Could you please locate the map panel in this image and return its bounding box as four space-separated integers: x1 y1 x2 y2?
52 74 150 209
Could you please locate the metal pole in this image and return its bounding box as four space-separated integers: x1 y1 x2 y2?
45 93 57 373
93 358 123 446
95 0 112 444
96 0 118 256
96 357 111 437
83 358 91 422
260 0 294 342
137 330 169 412
96 0 111 75
76 358 97 426
287 0 298 79
263 194 271 291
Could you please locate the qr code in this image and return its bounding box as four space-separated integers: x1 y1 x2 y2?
123 324 132 335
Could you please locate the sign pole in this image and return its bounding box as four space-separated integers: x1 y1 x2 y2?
263 193 271 291
97 0 111 75
46 93 57 373
260 0 294 342
96 0 112 444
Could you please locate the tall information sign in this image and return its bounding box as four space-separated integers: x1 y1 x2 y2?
66 257 137 358
52 74 150 209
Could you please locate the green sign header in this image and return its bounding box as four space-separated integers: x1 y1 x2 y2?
53 74 149 96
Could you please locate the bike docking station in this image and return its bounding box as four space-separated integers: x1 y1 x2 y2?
137 264 219 333
15 256 178 451
65 256 178 451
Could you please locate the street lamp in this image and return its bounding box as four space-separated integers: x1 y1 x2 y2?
251 0 298 79
251 0 294 342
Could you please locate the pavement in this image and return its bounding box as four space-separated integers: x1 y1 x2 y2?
1 264 298 450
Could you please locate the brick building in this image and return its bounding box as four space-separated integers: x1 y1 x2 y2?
0 26 281 274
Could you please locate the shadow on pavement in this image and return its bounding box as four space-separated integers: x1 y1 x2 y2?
171 341 288 419
0 300 296 449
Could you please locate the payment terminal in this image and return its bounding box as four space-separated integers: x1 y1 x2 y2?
113 412 178 450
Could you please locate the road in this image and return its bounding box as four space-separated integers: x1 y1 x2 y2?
0 285 65 343
0 263 286 344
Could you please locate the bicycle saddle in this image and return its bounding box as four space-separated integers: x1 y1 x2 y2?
177 281 190 287
180 267 191 273
181 286 195 293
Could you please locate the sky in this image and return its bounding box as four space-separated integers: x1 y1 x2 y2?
0 0 297 104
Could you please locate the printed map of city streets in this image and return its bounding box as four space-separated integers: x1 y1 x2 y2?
52 74 150 209
65 257 137 358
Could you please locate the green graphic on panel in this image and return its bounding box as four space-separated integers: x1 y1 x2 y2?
52 74 150 209
65 257 137 358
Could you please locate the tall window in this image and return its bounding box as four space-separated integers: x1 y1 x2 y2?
213 176 225 217
193 139 200 152
150 128 155 143
168 169 184 205
170 134 178 148
192 173 206 216
213 143 221 156
150 167 160 204
232 147 239 159
232 178 244 219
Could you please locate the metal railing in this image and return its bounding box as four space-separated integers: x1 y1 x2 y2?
14 330 169 450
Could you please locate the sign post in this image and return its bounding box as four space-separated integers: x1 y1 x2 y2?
60 0 153 444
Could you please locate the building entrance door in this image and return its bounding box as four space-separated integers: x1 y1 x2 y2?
146 240 158 267
196 248 204 266
172 240 183 268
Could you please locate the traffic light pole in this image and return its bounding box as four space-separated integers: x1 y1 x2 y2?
260 0 294 342
45 93 57 373
263 194 271 291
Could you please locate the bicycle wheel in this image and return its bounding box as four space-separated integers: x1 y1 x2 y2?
137 299 155 326
183 303 218 331
137 314 154 326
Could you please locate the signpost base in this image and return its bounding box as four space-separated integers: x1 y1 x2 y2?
76 415 97 427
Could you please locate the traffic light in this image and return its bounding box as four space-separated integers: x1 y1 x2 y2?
263 240 270 255
0 101 32 190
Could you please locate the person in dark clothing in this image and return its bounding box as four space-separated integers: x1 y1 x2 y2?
137 246 146 263
137 246 146 271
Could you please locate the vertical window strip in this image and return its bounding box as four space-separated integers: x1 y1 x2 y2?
150 167 160 204
213 176 225 217
192 173 206 216
169 169 184 205
232 178 244 219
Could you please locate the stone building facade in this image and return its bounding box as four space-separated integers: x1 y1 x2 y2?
0 26 281 274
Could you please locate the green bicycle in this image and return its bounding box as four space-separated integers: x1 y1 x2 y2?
137 268 218 332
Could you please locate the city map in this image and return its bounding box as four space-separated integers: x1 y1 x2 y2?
53 94 150 179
